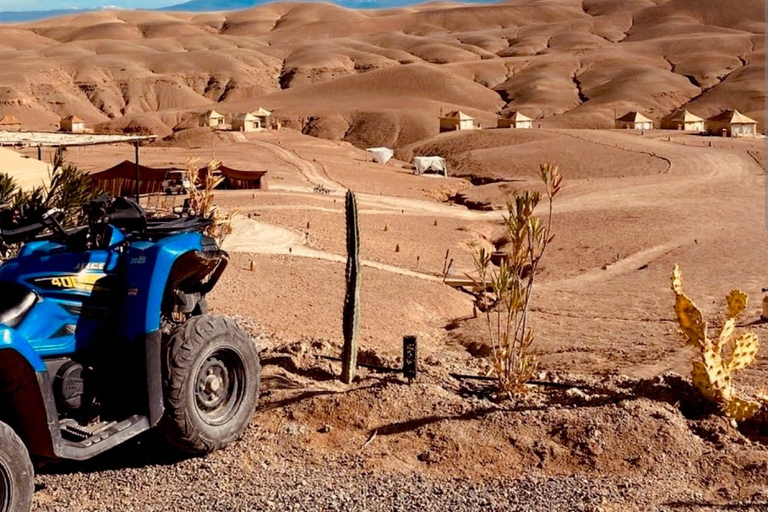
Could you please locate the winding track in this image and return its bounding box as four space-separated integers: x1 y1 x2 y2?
226 132 763 287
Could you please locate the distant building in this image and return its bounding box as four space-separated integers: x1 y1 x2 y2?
440 110 475 132
615 111 654 130
232 113 261 132
205 110 226 128
0 115 21 131
497 111 533 129
661 109 705 131
706 109 758 137
251 107 272 130
60 115 86 133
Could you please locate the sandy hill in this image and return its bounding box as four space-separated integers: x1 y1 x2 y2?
0 0 763 146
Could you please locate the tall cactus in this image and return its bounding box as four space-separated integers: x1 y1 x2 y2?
671 265 765 420
341 189 361 384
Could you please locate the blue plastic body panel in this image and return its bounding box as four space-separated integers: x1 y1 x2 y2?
0 225 206 365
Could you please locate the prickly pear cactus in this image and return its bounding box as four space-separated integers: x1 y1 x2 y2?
671 265 762 421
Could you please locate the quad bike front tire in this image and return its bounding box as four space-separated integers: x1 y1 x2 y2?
0 421 34 512
160 315 261 455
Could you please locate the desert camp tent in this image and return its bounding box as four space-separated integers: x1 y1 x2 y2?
252 107 271 129
90 160 172 197
497 111 533 129
615 111 653 130
205 110 226 128
60 115 87 133
232 113 261 132
662 109 705 131
200 165 268 190
440 111 474 132
366 147 394 164
0 116 21 131
0 147 51 190
413 156 447 177
706 110 758 137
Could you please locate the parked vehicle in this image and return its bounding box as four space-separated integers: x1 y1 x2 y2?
0 197 261 512
162 171 191 195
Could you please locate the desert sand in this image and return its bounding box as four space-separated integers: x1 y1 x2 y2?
0 0 763 146
3 0 767 510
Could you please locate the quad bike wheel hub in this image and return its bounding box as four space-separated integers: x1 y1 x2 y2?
194 350 245 426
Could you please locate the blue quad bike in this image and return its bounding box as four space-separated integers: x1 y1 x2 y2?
0 198 261 512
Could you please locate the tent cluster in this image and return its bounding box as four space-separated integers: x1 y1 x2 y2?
204 108 276 132
615 109 758 137
89 160 268 197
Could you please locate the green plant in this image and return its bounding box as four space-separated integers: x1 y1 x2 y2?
341 189 360 384
671 265 767 420
471 163 562 397
43 154 102 227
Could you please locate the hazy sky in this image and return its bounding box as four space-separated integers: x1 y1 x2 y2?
0 0 163 10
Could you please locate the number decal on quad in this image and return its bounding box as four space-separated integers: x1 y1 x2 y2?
30 273 107 292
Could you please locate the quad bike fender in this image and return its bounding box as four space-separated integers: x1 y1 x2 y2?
120 232 210 341
0 325 45 372
0 333 56 459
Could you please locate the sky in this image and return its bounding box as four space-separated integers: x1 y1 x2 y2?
0 0 163 10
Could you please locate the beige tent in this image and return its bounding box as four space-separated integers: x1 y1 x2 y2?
706 110 758 137
0 147 51 190
616 111 654 130
440 111 474 132
233 113 262 132
251 107 271 129
662 109 705 131
60 115 86 133
0 116 21 132
205 110 226 128
498 111 533 129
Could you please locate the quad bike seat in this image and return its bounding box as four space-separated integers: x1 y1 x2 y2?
0 281 38 328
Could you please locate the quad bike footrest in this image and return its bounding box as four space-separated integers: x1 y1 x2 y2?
60 416 141 447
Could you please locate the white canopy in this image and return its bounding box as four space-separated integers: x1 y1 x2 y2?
413 156 447 176
366 147 394 164
0 147 51 191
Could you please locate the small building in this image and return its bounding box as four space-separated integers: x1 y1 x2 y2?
497 111 533 129
706 109 758 138
60 115 86 133
233 113 262 132
205 110 226 128
439 111 474 132
615 111 654 130
0 115 21 131
251 107 272 130
661 109 705 131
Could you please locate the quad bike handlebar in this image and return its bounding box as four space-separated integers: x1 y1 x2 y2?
0 208 64 245
0 197 215 248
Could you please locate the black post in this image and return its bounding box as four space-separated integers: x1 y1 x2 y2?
36 146 41 161
402 335 418 383
134 142 140 202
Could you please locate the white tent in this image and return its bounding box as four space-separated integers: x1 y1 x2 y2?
413 156 447 177
366 147 394 164
0 147 51 191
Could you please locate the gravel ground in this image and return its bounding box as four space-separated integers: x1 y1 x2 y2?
32 450 711 512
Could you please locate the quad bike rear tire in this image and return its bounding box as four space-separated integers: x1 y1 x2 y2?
159 315 261 455
0 421 34 512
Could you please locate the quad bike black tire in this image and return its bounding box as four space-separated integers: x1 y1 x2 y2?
0 421 34 512
160 315 261 455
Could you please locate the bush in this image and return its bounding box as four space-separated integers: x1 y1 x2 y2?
471 163 562 398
